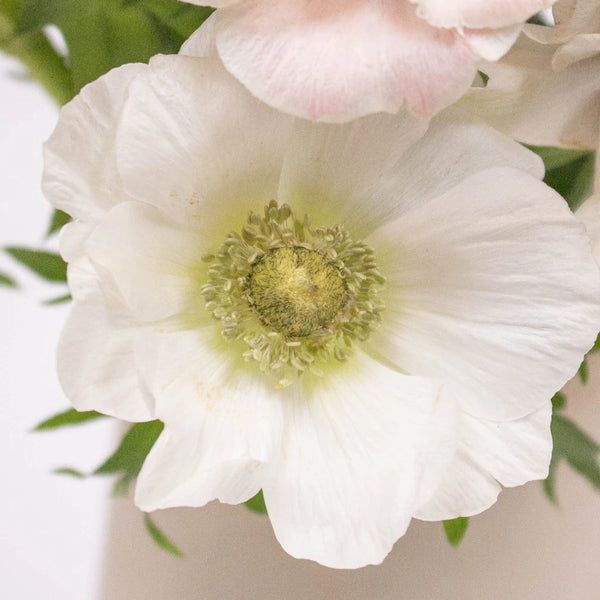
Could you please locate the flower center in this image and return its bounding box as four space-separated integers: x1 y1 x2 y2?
201 201 385 387
248 247 347 338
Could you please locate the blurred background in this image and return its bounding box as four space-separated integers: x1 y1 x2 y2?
1 26 600 600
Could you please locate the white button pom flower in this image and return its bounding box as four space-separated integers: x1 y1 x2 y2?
44 55 600 568
178 0 557 122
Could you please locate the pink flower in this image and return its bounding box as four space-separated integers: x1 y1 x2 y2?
180 0 556 121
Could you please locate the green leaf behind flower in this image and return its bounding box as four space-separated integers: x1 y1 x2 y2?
544 413 600 503
46 209 71 237
34 408 105 431
94 421 164 495
53 466 86 478
143 513 183 557
18 0 213 92
244 489 267 514
0 271 17 288
443 517 469 547
526 145 595 212
5 246 67 282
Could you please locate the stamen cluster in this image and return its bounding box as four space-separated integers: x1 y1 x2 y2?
201 201 385 386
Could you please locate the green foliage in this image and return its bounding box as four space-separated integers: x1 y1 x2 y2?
46 209 71 237
544 413 600 503
43 293 72 305
143 513 184 557
53 467 86 478
18 0 213 93
578 359 589 385
245 489 267 514
94 420 164 495
0 271 17 287
0 0 73 104
443 517 469 547
526 145 595 212
34 408 105 431
5 246 66 282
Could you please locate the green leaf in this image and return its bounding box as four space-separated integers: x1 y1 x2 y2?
53 467 86 478
34 408 105 431
0 271 17 288
544 413 600 503
5 246 67 282
0 1 74 104
94 421 163 486
43 293 72 305
18 0 213 92
578 359 589 384
443 517 469 547
47 209 71 236
244 489 267 514
526 145 595 211
551 392 566 412
143 513 183 557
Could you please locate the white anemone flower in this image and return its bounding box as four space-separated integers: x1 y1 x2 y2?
44 55 600 569
179 0 557 122
463 0 600 188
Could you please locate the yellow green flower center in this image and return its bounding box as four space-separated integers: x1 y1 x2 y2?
201 201 385 387
248 247 347 338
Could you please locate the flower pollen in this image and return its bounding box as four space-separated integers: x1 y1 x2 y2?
201 201 385 386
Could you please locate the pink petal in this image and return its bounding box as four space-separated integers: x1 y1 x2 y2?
209 0 478 121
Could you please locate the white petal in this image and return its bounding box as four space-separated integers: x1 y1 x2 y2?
211 0 477 121
43 63 144 221
116 54 292 237
552 33 600 70
57 281 154 422
84 201 206 322
279 108 542 239
416 405 551 520
180 13 218 57
135 429 266 510
409 0 555 29
463 36 600 149
527 0 600 44
577 193 600 262
365 167 600 420
263 352 448 569
463 23 523 61
134 327 284 509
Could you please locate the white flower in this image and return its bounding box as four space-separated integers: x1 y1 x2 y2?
44 55 600 568
463 0 600 189
179 0 556 122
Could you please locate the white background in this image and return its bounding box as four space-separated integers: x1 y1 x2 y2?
0 52 115 600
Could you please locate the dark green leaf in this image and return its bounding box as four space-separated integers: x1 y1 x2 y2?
34 408 105 431
477 70 489 87
47 209 71 236
53 467 86 478
443 517 469 547
43 293 72 305
244 489 267 514
0 272 17 288
143 513 183 557
18 0 213 92
94 420 164 479
578 359 589 384
544 413 600 503
5 246 66 282
590 332 600 354
551 392 566 412
526 145 595 211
